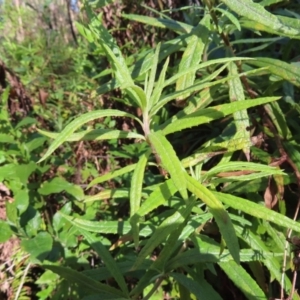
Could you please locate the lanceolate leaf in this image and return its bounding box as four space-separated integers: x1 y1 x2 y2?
133 179 177 219
175 16 209 101
166 248 283 270
89 13 146 109
185 174 240 264
227 61 251 159
175 35 202 101
130 151 149 247
214 192 300 233
122 14 193 34
80 229 129 296
216 7 241 31
60 212 153 237
38 110 140 163
221 0 300 38
205 161 285 179
130 153 149 217
164 57 251 88
83 188 131 203
219 260 266 300
240 17 300 40
89 15 132 86
247 57 300 87
131 201 194 270
43 265 127 299
37 128 144 142
87 164 137 188
148 131 188 200
171 272 222 300
149 56 169 109
162 97 279 135
234 225 294 295
146 42 161 110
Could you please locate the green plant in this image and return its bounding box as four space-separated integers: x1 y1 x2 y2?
3 0 300 299
27 1 300 299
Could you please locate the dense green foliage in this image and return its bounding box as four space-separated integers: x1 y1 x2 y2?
2 0 300 299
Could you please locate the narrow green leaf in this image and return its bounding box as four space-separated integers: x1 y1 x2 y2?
87 164 137 188
221 0 300 38
89 14 146 109
215 7 241 31
37 128 145 142
247 57 300 87
185 174 240 264
205 161 285 180
129 269 160 297
234 225 294 296
240 17 300 40
129 33 192 80
133 179 177 219
89 15 133 87
122 14 193 34
219 260 266 300
131 202 194 270
59 212 153 237
83 188 131 203
43 265 126 298
162 97 279 136
130 151 149 247
149 56 169 109
227 62 251 159
214 192 300 233
153 67 268 118
38 110 140 163
163 74 219 128
151 221 187 272
166 248 283 271
171 272 222 300
83 259 152 282
126 85 147 110
75 22 94 43
146 43 161 110
264 101 292 140
98 43 250 96
175 27 207 100
148 131 188 200
80 230 129 296
260 0 285 6
178 281 191 300
163 57 251 90
184 43 208 100
181 135 254 169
